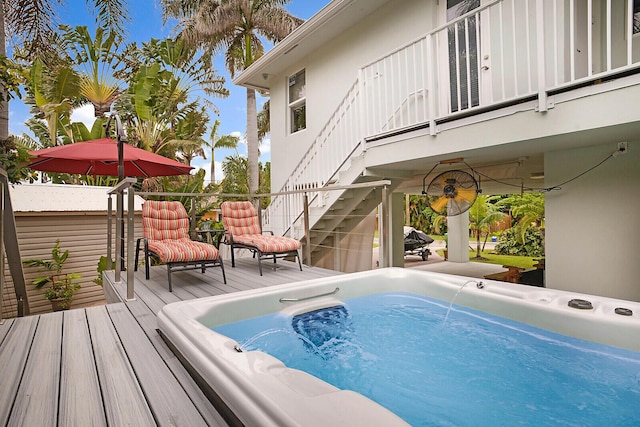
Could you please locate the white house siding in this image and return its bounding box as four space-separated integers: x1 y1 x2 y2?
240 0 640 300
546 141 640 302
269 0 432 192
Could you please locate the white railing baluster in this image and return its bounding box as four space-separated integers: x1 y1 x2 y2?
586 0 593 77
499 2 506 99
552 0 559 86
266 0 640 239
536 0 547 112
570 0 576 80
607 0 612 71
511 2 520 95
525 0 532 94
628 0 634 66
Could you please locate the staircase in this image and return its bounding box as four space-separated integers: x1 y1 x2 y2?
264 0 632 266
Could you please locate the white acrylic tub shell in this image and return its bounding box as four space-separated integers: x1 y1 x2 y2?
157 268 640 426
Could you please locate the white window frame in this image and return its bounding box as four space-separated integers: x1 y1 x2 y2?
288 69 306 134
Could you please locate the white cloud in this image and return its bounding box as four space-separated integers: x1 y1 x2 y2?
70 104 96 129
260 137 271 155
197 161 225 185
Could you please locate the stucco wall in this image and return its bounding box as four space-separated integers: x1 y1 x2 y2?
269 0 433 191
545 140 640 302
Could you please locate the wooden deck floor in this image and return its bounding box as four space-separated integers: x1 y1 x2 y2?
0 258 338 426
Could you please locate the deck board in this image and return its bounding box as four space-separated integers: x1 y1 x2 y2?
10 313 62 427
0 316 38 425
59 309 107 426
87 306 157 426
0 256 339 426
106 303 211 426
0 318 15 343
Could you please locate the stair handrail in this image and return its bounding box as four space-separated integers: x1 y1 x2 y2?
266 80 363 236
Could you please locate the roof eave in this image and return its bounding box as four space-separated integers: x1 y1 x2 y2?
233 0 378 90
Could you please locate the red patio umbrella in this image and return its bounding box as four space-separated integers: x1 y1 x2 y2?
28 137 193 178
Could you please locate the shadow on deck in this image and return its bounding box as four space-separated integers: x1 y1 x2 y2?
0 258 338 426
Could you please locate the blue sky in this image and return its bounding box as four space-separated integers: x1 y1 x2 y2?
10 0 330 184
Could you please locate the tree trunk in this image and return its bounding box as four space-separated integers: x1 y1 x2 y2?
0 4 9 145
210 146 215 184
246 87 259 198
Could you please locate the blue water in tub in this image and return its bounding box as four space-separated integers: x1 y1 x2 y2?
214 292 640 426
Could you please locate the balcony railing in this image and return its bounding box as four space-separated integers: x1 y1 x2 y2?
266 0 640 236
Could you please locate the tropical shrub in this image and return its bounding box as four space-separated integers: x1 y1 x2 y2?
494 227 544 257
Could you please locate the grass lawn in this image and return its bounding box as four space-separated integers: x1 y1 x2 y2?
468 250 538 269
434 246 539 269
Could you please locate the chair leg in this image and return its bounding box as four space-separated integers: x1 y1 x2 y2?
144 241 150 280
257 250 263 276
167 265 173 292
219 258 227 284
230 244 236 267
134 238 141 271
296 249 303 271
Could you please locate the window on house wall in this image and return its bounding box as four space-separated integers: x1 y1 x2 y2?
288 70 306 133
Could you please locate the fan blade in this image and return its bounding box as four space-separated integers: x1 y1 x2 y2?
429 195 449 213
449 198 470 216
454 187 477 203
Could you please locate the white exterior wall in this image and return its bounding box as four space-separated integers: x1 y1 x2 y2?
545 141 640 302
270 0 433 192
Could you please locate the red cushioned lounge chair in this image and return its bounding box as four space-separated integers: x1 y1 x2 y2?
135 200 226 291
221 201 302 275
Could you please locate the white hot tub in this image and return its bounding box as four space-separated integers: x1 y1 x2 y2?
158 268 640 426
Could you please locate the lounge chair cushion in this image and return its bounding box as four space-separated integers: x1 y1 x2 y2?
220 201 263 236
232 234 301 253
142 200 220 262
147 238 219 263
143 200 191 241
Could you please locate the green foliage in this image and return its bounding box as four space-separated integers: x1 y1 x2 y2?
218 156 271 208
22 240 81 306
469 195 507 258
495 227 545 257
0 55 25 102
92 256 114 286
151 169 215 219
497 193 545 243
0 136 38 183
408 195 446 235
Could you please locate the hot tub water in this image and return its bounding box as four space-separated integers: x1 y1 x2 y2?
215 292 640 426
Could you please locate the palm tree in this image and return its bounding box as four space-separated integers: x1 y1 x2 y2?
497 193 545 243
26 58 82 146
207 119 239 183
469 195 507 259
162 0 303 197
1 0 129 149
61 25 123 117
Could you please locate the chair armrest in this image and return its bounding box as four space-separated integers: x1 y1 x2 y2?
262 230 275 236
223 229 234 245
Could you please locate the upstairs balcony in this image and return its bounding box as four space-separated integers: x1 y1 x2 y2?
266 0 640 240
